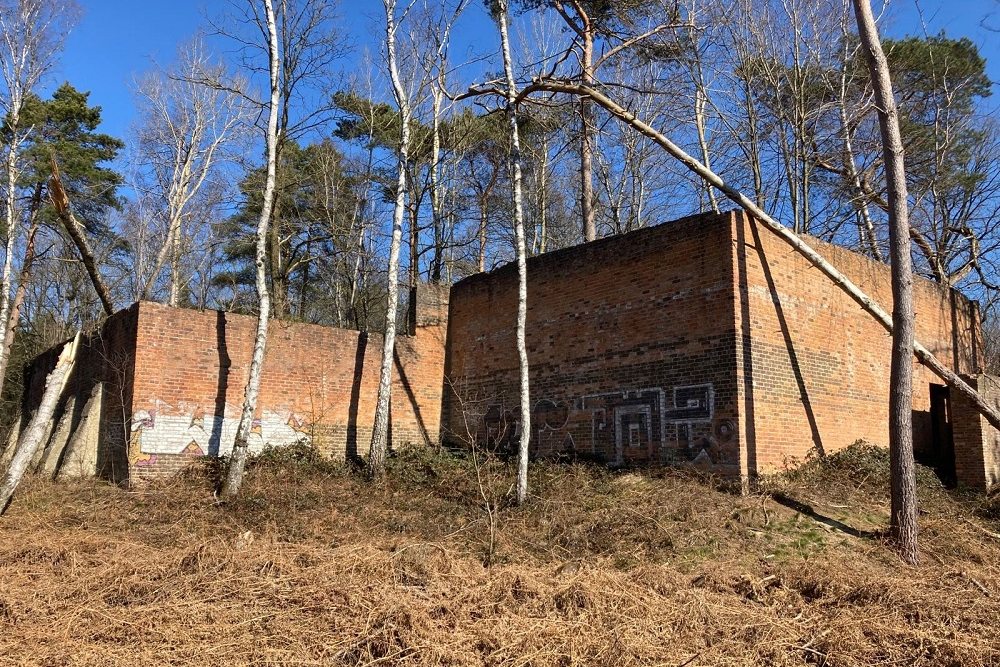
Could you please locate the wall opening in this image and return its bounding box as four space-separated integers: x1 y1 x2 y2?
928 383 957 488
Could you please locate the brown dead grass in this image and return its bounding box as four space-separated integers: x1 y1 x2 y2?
0 444 998 666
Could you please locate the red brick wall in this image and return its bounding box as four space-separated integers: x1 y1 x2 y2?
948 374 1000 489
443 212 744 474
733 211 980 473
444 210 981 481
125 284 447 481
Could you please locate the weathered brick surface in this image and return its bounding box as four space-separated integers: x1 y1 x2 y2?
951 375 1000 489
24 285 447 483
733 212 980 473
22 212 996 487
444 210 987 482
443 212 743 473
126 285 447 481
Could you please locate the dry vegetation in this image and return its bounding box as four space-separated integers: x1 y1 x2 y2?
0 443 998 666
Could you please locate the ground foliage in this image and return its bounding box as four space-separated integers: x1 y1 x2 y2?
0 443 998 666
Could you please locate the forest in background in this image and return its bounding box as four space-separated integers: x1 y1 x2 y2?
0 0 996 438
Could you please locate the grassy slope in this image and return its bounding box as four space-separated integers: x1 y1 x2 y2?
0 444 998 666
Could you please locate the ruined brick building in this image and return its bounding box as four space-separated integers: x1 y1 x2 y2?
17 211 1000 489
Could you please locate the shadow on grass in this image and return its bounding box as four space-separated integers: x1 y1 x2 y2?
770 492 881 539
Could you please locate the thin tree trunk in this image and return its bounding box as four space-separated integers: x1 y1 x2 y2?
852 0 918 564
478 203 488 273
430 88 444 282
141 217 179 302
496 0 531 506
219 0 281 499
538 133 548 254
694 86 719 214
581 28 596 242
48 158 114 316
368 0 411 479
0 113 22 390
169 221 182 306
514 79 1000 436
837 29 882 262
0 333 79 515
0 182 40 398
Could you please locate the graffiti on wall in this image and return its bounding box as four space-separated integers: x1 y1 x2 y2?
128 399 311 467
479 382 737 467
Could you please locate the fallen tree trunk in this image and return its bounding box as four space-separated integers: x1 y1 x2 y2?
48 157 115 316
514 79 1000 433
0 333 80 515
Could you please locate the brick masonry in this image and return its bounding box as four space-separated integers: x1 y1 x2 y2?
23 284 448 484
20 211 999 488
444 210 994 487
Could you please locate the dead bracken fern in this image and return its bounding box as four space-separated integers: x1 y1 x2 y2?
0 443 998 666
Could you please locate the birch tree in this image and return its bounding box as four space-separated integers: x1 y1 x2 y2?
0 0 76 400
135 41 249 306
493 0 531 505
367 0 413 479
220 0 281 499
851 0 918 564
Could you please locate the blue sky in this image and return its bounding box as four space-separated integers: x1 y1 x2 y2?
45 0 1000 142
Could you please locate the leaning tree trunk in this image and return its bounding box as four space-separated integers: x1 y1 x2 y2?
367 0 411 480
49 159 114 316
852 0 918 564
515 79 1000 440
0 333 79 515
220 0 281 499
496 0 531 505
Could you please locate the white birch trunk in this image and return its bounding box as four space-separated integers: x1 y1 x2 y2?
0 333 79 515
496 0 531 506
851 0 919 564
515 79 1000 437
220 0 281 498
0 116 20 400
367 0 411 479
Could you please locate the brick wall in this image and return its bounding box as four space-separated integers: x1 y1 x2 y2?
20 284 447 482
734 211 980 473
126 283 448 481
951 374 1000 489
444 210 983 481
443 212 744 474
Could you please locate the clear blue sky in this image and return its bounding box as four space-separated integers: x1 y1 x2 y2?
45 0 1000 142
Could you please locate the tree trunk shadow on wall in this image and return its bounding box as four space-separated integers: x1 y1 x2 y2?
346 333 367 464
737 219 759 481
393 349 430 447
749 221 825 458
210 311 231 457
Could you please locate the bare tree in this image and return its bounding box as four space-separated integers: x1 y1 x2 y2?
135 40 250 306
368 0 414 479
220 0 281 499
851 0 918 564
494 0 531 505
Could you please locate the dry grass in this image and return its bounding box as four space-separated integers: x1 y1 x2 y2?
0 444 998 666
